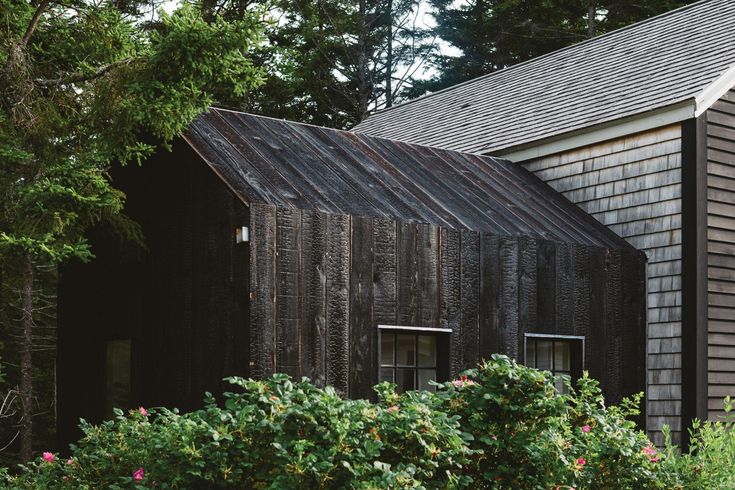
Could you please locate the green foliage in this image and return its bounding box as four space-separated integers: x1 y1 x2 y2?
5 375 470 488
433 355 661 489
657 397 735 489
5 356 673 489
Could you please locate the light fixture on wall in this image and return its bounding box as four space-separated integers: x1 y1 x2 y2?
235 226 249 244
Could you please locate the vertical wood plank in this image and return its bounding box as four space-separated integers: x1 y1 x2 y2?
440 228 463 377
518 237 538 361
301 210 327 386
373 219 397 325
572 244 591 341
479 233 501 359
326 213 351 395
556 242 574 335
418 223 440 327
605 248 623 402
587 247 608 383
536 240 557 331
499 236 520 359
249 203 277 379
622 250 648 411
276 207 302 377
397 222 419 325
461 230 480 370
350 216 375 399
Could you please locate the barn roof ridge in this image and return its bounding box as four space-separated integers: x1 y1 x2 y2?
183 107 634 250
352 0 735 154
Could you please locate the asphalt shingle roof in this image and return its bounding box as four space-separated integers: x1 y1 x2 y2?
353 0 735 154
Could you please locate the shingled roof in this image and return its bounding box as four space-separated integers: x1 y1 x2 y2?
353 0 735 154
182 108 630 248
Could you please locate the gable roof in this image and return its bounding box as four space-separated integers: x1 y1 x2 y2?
353 0 735 155
182 108 630 249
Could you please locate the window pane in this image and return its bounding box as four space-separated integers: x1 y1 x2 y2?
105 340 131 418
396 334 416 366
526 340 536 367
536 340 552 371
381 333 395 366
396 368 415 392
554 342 570 371
417 335 436 367
554 377 568 394
418 369 437 391
380 368 394 384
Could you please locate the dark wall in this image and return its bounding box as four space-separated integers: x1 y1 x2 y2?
248 203 648 405
57 144 250 449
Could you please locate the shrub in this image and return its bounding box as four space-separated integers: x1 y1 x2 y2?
4 375 470 489
3 355 673 489
432 355 661 489
657 398 735 490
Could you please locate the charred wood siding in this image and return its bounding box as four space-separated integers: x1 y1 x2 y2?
249 205 646 406
521 125 682 446
706 89 735 420
57 146 251 447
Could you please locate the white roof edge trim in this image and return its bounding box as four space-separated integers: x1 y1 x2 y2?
494 101 695 162
695 63 735 117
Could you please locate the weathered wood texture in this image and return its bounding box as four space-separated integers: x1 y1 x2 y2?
706 89 735 421
247 207 645 409
522 125 683 445
57 143 251 448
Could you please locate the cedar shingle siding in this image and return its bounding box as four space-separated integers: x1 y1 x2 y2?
521 126 683 446
707 89 735 421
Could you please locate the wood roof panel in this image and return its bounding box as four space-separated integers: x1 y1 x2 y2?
184 108 634 248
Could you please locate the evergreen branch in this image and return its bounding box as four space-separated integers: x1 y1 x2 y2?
35 58 137 87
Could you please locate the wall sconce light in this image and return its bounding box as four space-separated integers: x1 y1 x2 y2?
235 226 249 244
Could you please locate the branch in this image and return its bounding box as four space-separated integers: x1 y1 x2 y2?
35 58 136 87
18 0 53 51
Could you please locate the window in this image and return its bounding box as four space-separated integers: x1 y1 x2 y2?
524 335 584 393
105 339 132 417
379 327 449 392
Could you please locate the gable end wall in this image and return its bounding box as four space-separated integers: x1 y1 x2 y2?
519 125 683 446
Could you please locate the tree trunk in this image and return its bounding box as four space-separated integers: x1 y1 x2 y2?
385 0 393 108
356 0 370 122
19 255 34 462
587 1 596 38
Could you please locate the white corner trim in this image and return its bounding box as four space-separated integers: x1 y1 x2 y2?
494 102 695 162
695 64 735 117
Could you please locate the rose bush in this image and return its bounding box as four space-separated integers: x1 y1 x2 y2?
6 354 724 489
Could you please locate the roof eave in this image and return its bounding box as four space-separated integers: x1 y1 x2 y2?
492 100 696 162
695 63 735 117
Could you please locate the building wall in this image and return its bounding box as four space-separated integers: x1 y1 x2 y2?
706 89 735 420
249 203 646 406
520 125 683 446
57 144 251 448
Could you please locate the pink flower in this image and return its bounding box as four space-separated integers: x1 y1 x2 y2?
649 455 660 463
386 405 399 414
642 445 657 456
133 467 145 481
452 375 476 388
576 457 586 466
581 425 591 433
66 458 75 466
42 452 55 463
139 407 148 417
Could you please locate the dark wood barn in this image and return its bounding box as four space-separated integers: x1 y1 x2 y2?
57 109 647 448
